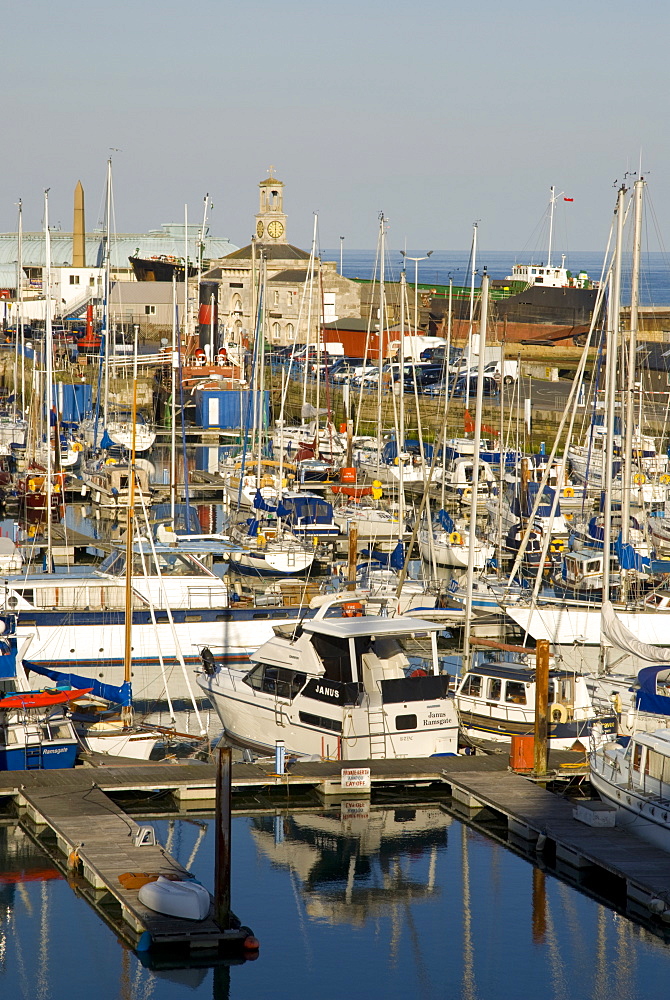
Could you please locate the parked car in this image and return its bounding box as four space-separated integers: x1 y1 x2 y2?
451 375 499 398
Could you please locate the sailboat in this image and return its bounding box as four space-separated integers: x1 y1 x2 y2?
79 159 156 454
29 340 164 759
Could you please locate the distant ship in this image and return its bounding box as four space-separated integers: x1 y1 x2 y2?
129 254 199 282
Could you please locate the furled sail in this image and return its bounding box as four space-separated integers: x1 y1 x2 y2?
601 600 670 662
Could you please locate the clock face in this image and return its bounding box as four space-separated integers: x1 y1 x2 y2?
256 221 264 238
267 220 284 239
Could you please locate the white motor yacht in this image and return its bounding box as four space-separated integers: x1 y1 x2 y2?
198 595 459 760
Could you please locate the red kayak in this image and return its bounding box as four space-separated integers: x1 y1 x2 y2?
0 688 93 710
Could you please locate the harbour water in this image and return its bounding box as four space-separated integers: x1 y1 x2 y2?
332 248 670 306
3 247 670 997
3 799 670 999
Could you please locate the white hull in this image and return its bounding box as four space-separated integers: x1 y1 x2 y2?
590 745 670 853
201 667 458 760
418 528 492 569
505 604 670 647
16 616 296 704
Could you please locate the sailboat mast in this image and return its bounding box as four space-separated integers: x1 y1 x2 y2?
170 273 178 523
621 177 644 575
465 222 478 412
463 271 489 664
17 199 25 415
102 158 112 429
602 184 626 599
376 214 386 469
44 190 53 562
122 326 139 727
398 268 406 528
547 185 555 268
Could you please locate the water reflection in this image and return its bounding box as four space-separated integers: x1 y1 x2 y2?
249 800 449 928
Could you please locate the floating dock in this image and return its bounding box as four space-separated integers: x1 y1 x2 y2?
4 749 670 945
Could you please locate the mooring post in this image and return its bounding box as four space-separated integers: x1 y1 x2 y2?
534 639 550 777
214 745 232 929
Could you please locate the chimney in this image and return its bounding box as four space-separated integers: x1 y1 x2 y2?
73 180 85 267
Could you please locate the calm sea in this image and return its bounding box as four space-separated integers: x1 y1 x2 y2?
326 249 670 306
2 800 670 999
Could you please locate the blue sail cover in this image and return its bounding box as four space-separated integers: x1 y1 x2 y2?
636 665 670 716
24 661 132 706
436 509 455 533
615 532 650 573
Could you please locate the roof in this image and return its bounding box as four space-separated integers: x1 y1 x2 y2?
303 614 443 639
322 318 376 333
221 242 310 262
0 224 238 275
269 269 309 282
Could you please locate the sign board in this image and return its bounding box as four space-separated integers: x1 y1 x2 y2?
341 767 371 790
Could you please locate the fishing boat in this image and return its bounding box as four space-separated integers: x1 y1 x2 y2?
198 594 459 759
5 539 324 706
590 729 670 853
455 653 616 749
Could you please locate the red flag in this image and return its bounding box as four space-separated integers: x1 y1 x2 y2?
564 197 574 202
464 410 475 433
481 423 499 436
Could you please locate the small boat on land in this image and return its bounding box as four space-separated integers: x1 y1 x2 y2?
198 594 459 760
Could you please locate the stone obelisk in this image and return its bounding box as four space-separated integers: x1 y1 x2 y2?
73 180 85 266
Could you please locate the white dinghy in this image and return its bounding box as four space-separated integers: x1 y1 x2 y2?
138 876 211 921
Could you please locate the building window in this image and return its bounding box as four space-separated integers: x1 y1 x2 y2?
69 275 80 285
287 291 293 305
144 305 156 315
272 322 281 342
285 323 294 340
274 291 280 306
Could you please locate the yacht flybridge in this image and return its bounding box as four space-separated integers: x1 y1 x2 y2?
198 596 459 760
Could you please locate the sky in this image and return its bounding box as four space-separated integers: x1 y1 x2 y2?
4 0 670 255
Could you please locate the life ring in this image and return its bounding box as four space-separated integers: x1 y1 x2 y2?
661 475 670 484
549 702 568 724
449 531 463 545
563 486 575 498
633 473 646 485
410 668 428 677
72 442 83 453
461 487 472 500
105 457 117 465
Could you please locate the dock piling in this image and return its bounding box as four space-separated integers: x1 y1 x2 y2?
214 745 232 930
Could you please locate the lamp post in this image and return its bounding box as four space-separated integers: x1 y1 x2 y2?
339 236 344 275
400 250 433 335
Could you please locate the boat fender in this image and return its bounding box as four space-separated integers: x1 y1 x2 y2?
449 531 462 545
201 648 217 676
549 702 568 724
535 833 547 854
67 846 82 872
563 486 575 498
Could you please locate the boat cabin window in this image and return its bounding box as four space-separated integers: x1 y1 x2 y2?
633 743 644 772
586 561 601 574
551 678 573 705
311 633 369 684
47 721 73 740
3 727 18 745
244 664 306 700
647 748 670 783
487 678 501 701
505 681 527 705
100 549 214 579
460 674 482 698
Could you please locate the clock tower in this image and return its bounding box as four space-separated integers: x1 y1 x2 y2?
255 169 287 243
